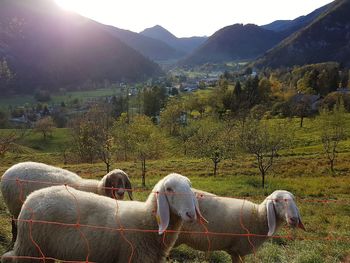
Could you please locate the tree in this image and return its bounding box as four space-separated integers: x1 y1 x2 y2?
0 109 9 128
143 86 167 117
238 118 292 188
319 101 347 174
188 118 233 176
113 113 132 161
69 104 114 172
0 59 14 93
293 95 312 128
0 128 29 158
178 121 199 156
69 115 98 164
128 115 165 187
160 97 185 136
0 132 17 158
34 116 55 140
87 105 114 173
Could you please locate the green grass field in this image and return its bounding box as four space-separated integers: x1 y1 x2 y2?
0 88 120 108
0 117 349 262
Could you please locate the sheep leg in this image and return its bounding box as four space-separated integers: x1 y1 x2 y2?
11 218 17 244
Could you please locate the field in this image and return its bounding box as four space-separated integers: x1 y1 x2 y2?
0 88 121 108
0 117 349 262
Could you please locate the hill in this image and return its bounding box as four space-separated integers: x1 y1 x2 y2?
180 24 283 66
254 0 350 68
0 0 162 95
140 25 207 54
103 26 184 61
262 3 331 35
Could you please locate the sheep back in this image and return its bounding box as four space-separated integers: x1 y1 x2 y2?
12 185 176 263
177 191 268 256
1 162 81 217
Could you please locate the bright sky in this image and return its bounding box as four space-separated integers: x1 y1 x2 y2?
55 0 334 37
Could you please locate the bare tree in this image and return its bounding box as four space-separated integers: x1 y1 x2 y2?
0 128 29 158
34 116 55 140
238 118 292 188
319 101 347 174
0 132 17 157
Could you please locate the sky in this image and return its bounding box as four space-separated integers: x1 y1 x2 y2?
55 0 334 38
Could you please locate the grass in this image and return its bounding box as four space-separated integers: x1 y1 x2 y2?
0 88 121 108
0 116 350 262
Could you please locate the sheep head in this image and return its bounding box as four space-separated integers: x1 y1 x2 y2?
103 169 133 200
155 173 207 235
265 190 305 236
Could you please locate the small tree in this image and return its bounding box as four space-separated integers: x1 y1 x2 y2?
293 95 312 128
128 115 164 187
238 118 292 188
319 101 347 174
189 118 233 176
0 128 29 158
178 122 199 156
160 97 184 136
0 132 17 157
113 113 132 161
69 104 114 171
0 59 14 93
34 116 55 140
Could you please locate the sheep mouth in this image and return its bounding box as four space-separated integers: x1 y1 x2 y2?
287 218 306 231
113 191 125 200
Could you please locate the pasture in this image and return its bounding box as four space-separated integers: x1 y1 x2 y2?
0 116 349 262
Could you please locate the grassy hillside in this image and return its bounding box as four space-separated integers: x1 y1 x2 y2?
0 116 349 262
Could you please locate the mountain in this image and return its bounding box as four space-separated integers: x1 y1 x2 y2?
262 3 332 35
254 0 350 68
140 25 207 54
180 24 283 66
0 0 162 94
103 26 184 61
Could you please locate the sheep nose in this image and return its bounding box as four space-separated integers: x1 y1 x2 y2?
186 211 195 221
289 217 298 226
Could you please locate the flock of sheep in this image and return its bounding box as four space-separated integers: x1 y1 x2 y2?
0 162 305 263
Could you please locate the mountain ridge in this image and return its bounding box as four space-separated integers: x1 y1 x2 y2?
254 0 350 68
179 23 284 66
140 25 207 54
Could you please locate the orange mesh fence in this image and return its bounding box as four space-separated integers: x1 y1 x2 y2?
1 177 349 263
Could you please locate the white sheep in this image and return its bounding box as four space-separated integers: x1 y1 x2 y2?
1 173 206 263
175 190 305 262
0 162 133 242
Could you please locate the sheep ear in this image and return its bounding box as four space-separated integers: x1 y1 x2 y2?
156 190 169 235
104 175 113 198
298 218 306 231
266 199 276 236
123 174 133 200
194 194 208 223
296 206 306 231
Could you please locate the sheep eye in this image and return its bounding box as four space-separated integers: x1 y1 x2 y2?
166 187 174 192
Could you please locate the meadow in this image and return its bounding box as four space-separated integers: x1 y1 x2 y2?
0 117 349 262
0 87 120 108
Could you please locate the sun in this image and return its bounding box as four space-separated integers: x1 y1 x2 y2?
55 0 79 11
55 0 95 13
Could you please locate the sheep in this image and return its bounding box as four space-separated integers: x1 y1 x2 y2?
0 161 133 242
1 173 206 263
175 190 306 262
